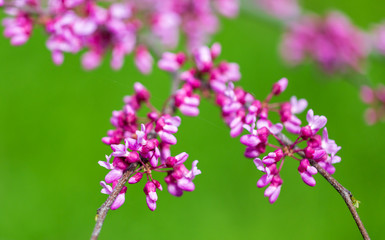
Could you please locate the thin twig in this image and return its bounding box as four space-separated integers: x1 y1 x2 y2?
277 133 370 240
91 162 138 240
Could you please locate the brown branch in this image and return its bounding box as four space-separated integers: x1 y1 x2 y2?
277 133 370 240
91 162 138 240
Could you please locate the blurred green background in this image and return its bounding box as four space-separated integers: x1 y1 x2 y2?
1 1 384 239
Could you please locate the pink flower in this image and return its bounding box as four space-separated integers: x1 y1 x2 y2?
158 52 186 72
128 172 143 184
155 115 181 145
264 175 283 204
174 84 200 116
144 181 159 211
3 10 33 46
165 156 201 197
298 159 318 186
281 12 368 73
193 45 213 72
272 78 288 95
300 109 327 139
281 96 307 134
134 45 153 74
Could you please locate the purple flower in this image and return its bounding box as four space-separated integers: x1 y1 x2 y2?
165 156 201 197
98 155 114 170
158 52 186 72
272 78 288 95
3 10 33 46
174 84 200 117
128 172 143 184
300 109 327 139
321 128 341 155
155 115 181 145
193 45 213 72
111 139 130 157
135 45 153 74
144 181 158 211
264 175 283 204
298 159 318 186
280 12 368 73
281 96 307 134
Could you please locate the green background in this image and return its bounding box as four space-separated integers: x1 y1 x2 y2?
0 1 384 239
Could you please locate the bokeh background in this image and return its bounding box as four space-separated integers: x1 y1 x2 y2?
1 1 384 239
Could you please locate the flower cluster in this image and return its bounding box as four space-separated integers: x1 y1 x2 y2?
158 44 341 204
159 43 241 118
280 12 368 73
229 78 341 203
1 0 239 70
158 44 341 203
360 85 385 125
99 83 201 211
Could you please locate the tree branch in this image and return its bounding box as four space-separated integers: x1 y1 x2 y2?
91 162 138 240
277 133 370 240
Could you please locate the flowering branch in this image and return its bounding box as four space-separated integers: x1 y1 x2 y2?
156 43 370 238
91 64 190 240
91 162 138 240
277 133 370 240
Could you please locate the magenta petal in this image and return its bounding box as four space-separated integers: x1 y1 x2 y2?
253 158 265 172
105 169 123 183
307 166 318 175
291 96 308 114
313 149 326 160
163 124 178 133
179 105 199 116
244 148 260 158
175 152 189 164
146 196 157 211
150 154 158 167
98 160 112 170
128 172 143 184
111 193 125 210
177 178 195 191
186 160 201 179
148 191 158 202
284 122 301 134
165 116 181 127
269 123 283 134
159 131 177 145
230 123 243 137
167 183 184 197
331 155 341 164
264 185 276 197
313 116 327 130
100 181 112 195
306 109 314 123
240 135 260 147
269 186 281 204
262 152 277 165
301 172 316 186
184 97 200 106
257 174 271 188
